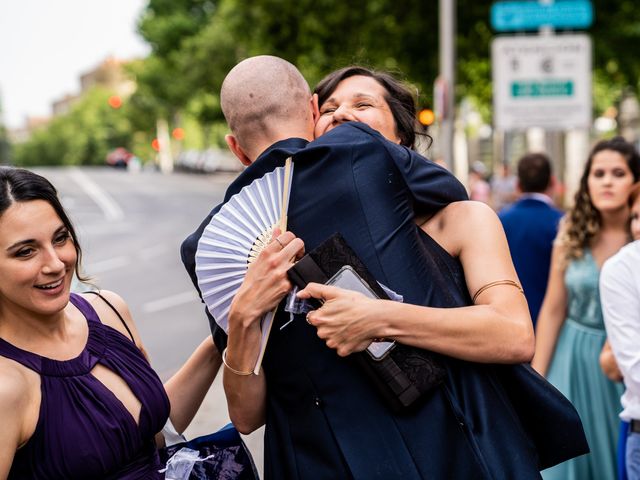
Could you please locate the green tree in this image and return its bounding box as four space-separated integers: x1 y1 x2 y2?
14 88 134 167
130 0 219 142
135 0 640 127
0 94 11 164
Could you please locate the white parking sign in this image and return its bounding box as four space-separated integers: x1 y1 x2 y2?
492 34 592 130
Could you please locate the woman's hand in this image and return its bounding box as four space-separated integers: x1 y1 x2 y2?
297 283 382 356
224 230 304 434
599 340 623 382
229 230 305 329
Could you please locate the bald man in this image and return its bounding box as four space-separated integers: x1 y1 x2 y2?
219 55 317 165
182 55 467 327
181 57 561 479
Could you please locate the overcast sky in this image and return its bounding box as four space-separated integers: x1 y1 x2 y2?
0 0 150 129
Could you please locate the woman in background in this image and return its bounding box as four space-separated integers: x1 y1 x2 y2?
532 137 640 479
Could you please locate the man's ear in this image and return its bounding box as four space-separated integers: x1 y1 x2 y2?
225 134 252 166
310 93 320 123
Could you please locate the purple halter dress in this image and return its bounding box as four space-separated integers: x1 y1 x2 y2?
1 293 170 479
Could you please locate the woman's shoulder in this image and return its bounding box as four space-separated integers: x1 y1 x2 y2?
445 200 495 216
430 200 498 232
80 290 140 344
81 290 130 312
421 201 498 256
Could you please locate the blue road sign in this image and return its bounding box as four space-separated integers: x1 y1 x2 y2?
491 0 593 32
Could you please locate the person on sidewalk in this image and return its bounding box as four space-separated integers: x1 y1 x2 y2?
182 56 586 479
499 152 563 326
601 181 640 480
532 137 640 480
0 167 221 479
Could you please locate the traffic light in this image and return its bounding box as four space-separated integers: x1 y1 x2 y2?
418 108 435 127
108 95 122 109
172 127 185 140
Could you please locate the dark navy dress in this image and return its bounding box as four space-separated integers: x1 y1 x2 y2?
2 293 170 479
255 228 542 479
184 123 549 479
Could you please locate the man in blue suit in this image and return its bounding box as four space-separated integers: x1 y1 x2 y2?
499 153 564 326
182 56 583 479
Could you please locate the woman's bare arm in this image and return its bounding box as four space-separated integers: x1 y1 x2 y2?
300 201 534 363
0 365 31 479
163 337 221 434
531 241 569 376
223 232 304 433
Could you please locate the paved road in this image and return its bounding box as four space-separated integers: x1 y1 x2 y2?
33 166 265 471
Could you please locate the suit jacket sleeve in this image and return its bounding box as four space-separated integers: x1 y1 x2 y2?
343 123 468 216
380 139 469 216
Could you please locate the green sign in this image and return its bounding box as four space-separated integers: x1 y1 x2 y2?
511 81 574 98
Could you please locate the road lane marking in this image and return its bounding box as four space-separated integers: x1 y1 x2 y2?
68 168 125 221
139 244 171 260
86 256 130 274
142 290 200 313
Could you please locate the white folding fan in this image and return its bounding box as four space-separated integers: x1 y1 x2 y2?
195 158 294 373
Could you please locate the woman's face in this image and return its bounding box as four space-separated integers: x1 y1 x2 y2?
587 149 635 213
314 75 401 143
0 200 76 317
631 196 640 240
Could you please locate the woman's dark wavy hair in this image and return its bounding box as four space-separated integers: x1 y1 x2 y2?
314 66 429 149
0 167 88 281
558 136 640 261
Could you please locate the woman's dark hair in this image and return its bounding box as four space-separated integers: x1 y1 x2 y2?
314 66 428 149
559 136 640 261
0 167 88 281
629 181 640 208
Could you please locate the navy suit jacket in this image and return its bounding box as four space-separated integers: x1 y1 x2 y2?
181 123 552 479
182 122 468 329
499 196 563 325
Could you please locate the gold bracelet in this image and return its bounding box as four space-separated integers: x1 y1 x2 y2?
472 279 524 304
222 347 254 376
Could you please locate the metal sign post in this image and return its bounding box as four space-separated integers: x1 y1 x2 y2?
439 0 455 171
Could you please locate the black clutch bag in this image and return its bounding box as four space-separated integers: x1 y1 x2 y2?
287 233 447 412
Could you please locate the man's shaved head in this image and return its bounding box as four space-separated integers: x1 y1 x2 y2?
221 56 312 150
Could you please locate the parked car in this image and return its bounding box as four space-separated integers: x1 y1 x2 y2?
106 147 133 168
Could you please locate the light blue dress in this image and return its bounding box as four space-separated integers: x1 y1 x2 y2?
543 250 624 480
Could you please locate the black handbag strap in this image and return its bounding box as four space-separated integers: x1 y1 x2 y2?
84 291 135 343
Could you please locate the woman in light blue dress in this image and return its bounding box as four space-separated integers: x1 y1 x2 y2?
533 137 640 479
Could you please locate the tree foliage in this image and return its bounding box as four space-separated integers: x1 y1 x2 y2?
13 88 133 167
12 0 640 165
0 98 10 165
134 0 640 128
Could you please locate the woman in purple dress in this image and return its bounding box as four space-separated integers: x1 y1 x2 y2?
0 167 221 479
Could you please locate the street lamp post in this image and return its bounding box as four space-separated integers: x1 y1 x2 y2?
439 0 456 171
